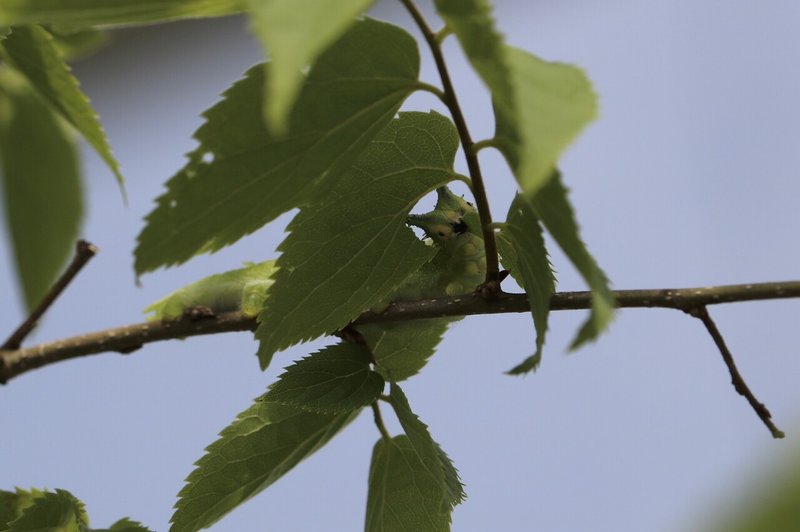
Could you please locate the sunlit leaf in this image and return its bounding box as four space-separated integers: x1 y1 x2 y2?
264 343 384 413
0 489 39 531
135 18 420 274
0 0 242 27
0 69 82 311
494 47 597 196
389 384 465 508
256 111 459 367
7 490 87 532
171 399 358 532
497 194 555 373
434 0 596 196
365 436 451 532
529 172 614 348
0 25 122 188
248 0 375 133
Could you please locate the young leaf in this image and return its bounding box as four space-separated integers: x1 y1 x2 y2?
135 17 420 274
7 489 87 532
360 320 450 382
494 46 598 196
530 172 614 348
247 0 375 133
0 69 82 311
389 384 465 508
264 343 384 414
0 25 123 188
255 111 459 366
497 194 555 374
144 260 276 320
0 0 241 27
365 436 451 532
171 400 358 532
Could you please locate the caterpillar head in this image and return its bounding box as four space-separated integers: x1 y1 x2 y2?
407 209 467 244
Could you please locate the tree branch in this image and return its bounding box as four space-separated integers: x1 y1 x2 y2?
686 306 785 439
1 280 797 384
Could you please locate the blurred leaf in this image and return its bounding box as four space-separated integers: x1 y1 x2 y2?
0 489 39 531
144 260 276 320
264 343 384 413
0 69 82 311
497 194 555 373
135 18 420 274
0 0 242 27
256 111 458 366
705 445 800 532
0 25 122 187
7 490 87 532
247 0 374 133
0 27 10 40
530 172 614 348
366 436 451 532
97 518 154 532
494 47 597 196
46 26 107 59
360 320 450 382
171 399 358 532
389 384 465 508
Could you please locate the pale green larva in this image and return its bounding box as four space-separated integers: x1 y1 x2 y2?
144 260 277 320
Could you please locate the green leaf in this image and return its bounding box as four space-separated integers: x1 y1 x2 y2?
0 489 39 531
360 319 450 382
529 172 614 348
365 436 451 532
264 343 384 414
0 27 10 40
135 17 420 274
494 46 598 196
171 400 358 532
0 0 242 27
7 490 87 532
46 27 108 60
497 194 555 374
0 69 82 311
0 25 122 188
255 111 459 367
144 260 276 320
389 384 465 508
99 518 154 532
247 0 375 133
434 1 597 196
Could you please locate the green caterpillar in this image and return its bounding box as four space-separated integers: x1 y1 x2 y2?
145 186 485 320
144 260 277 320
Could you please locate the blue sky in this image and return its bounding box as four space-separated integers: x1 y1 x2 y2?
2 1 800 530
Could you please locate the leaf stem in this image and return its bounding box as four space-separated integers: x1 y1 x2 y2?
371 401 392 442
414 81 447 103
472 138 499 153
685 306 785 439
399 0 501 293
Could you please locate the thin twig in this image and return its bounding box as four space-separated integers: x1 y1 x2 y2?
2 240 97 352
398 0 502 292
686 306 785 439
1 280 797 384
371 402 392 442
